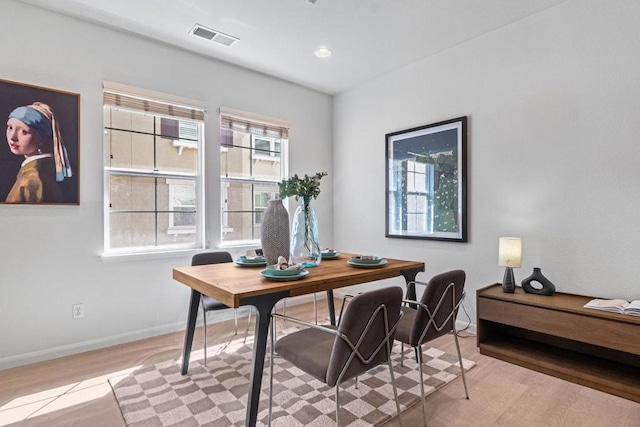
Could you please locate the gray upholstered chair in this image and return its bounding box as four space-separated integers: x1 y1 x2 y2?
394 270 470 426
191 251 251 365
268 286 405 427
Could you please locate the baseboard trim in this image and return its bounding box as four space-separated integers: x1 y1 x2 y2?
0 292 475 371
0 294 323 370
456 319 477 335
0 321 186 370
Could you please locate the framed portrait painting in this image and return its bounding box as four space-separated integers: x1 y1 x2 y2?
385 116 467 242
0 79 79 205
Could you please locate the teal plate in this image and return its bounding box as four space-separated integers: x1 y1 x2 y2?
321 252 340 260
261 269 309 281
263 265 306 276
235 256 267 267
348 256 384 265
347 259 388 269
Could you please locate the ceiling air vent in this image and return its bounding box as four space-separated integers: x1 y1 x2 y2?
190 24 238 47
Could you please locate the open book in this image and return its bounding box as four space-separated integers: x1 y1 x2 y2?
583 299 640 316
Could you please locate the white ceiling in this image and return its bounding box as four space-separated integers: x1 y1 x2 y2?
20 0 567 95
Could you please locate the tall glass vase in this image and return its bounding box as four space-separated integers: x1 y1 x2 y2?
290 196 321 267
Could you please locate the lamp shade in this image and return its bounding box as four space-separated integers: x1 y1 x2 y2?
498 237 522 268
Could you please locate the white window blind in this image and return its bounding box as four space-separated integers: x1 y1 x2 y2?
103 81 206 121
220 106 289 139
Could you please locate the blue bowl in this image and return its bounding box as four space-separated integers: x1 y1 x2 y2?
263 265 306 276
237 255 266 264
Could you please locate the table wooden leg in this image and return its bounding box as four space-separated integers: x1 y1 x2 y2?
181 289 201 375
241 291 288 427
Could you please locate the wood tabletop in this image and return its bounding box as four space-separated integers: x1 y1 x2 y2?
173 253 425 308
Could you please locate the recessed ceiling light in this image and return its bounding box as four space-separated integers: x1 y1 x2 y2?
314 47 332 58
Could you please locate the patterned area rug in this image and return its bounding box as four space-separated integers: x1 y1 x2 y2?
109 330 475 427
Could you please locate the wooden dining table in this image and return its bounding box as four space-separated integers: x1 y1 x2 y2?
173 253 424 427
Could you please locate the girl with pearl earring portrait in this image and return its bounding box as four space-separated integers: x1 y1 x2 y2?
5 102 72 203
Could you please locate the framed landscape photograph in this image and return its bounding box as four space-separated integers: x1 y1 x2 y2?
385 116 467 242
0 79 79 205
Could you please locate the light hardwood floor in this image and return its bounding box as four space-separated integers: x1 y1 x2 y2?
1 299 639 426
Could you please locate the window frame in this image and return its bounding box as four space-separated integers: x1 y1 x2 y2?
404 160 433 233
102 83 206 257
252 135 281 161
218 108 289 248
166 178 197 236
219 158 288 247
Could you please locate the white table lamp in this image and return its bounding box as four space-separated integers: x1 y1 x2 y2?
499 237 522 293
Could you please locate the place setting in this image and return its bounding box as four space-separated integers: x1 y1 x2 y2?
261 256 308 281
347 254 388 268
235 249 267 267
321 247 340 260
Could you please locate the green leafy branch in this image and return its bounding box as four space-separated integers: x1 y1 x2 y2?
278 171 328 201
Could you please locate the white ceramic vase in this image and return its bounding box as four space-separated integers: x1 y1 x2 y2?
260 199 290 265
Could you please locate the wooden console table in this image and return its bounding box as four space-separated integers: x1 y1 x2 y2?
477 284 640 403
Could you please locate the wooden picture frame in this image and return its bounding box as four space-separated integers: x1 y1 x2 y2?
0 79 79 205
385 116 467 242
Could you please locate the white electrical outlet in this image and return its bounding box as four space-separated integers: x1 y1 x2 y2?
72 304 85 319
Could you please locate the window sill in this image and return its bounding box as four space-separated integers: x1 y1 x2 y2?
218 240 262 251
100 247 204 263
167 227 197 235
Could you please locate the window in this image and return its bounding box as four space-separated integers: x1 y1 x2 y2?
253 136 281 160
103 82 206 255
219 107 289 246
167 179 196 235
405 160 433 233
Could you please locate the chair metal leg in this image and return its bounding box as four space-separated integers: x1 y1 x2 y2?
275 299 288 336
387 340 403 427
268 316 276 426
243 308 252 344
313 293 318 324
334 386 341 427
417 345 426 426
233 310 238 335
281 294 318 325
202 307 208 366
273 302 281 337
400 342 404 367
453 330 470 399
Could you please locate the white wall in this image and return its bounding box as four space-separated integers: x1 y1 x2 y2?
334 0 640 318
0 1 333 369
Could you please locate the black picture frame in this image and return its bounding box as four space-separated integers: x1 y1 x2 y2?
0 79 80 205
385 116 467 242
